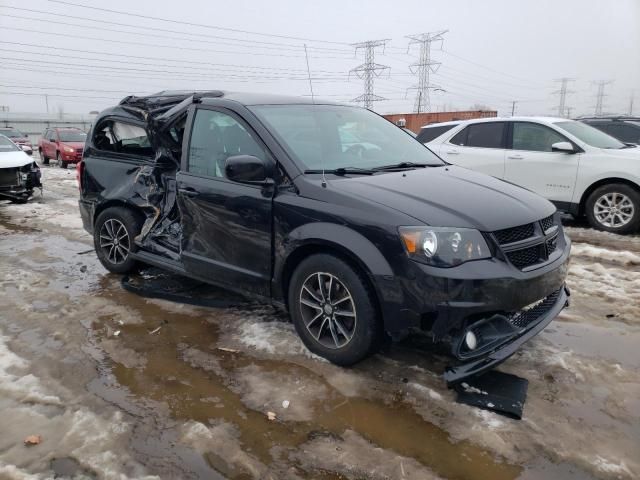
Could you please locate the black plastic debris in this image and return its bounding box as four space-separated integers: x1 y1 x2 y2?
121 267 249 309
453 370 528 419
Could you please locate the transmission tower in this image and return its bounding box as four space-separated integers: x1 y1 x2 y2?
350 39 390 109
406 30 447 113
593 80 613 116
552 78 575 117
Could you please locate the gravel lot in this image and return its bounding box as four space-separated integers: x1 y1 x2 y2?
0 161 638 480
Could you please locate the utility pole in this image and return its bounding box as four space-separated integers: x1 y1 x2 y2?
552 78 575 117
566 106 574 118
44 94 49 114
511 101 517 116
593 80 613 116
350 39 390 110
406 30 447 114
629 92 635 116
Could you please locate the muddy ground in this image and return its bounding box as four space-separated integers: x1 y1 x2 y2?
0 161 638 480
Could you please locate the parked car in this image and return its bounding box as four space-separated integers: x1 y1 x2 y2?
578 116 640 145
0 127 33 153
38 127 87 168
79 92 570 384
0 134 42 203
423 117 640 234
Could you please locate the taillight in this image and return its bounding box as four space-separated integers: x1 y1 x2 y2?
76 160 84 191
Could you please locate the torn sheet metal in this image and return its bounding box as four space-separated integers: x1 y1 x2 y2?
101 91 223 260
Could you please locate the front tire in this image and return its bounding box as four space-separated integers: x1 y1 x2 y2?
585 184 640 234
94 207 142 274
56 152 68 169
288 254 381 366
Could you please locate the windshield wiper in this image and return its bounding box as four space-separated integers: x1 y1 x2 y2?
304 166 376 176
372 161 431 171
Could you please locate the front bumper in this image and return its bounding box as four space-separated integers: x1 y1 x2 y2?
60 151 82 163
443 285 569 385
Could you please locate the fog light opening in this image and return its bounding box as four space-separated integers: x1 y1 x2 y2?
465 331 478 350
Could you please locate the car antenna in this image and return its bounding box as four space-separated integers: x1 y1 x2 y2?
305 44 327 188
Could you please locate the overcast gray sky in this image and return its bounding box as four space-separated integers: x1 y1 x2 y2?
0 0 638 117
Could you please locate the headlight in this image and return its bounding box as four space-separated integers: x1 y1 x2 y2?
64 146 74 153
399 226 491 267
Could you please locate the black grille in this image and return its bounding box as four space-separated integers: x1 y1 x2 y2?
506 245 543 269
540 215 555 233
509 289 562 329
546 234 558 256
0 168 19 188
493 222 535 245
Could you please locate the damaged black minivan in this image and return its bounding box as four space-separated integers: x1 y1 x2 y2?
79 91 570 384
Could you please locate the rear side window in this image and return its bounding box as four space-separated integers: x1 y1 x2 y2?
450 122 505 148
512 122 567 152
93 120 152 158
416 124 457 143
606 124 640 143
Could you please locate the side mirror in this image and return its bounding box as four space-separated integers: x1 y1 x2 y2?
551 141 575 153
24 148 33 156
225 155 273 184
49 138 56 143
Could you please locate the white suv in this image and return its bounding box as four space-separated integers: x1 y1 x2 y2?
421 117 640 234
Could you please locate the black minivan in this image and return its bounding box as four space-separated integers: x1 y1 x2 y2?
78 91 570 384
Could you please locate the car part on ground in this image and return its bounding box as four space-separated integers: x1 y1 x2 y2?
78 91 570 384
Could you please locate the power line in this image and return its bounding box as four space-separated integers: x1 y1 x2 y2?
0 6 354 53
0 42 344 74
405 30 447 113
593 80 614 116
1 27 353 60
552 78 576 117
43 0 352 46
350 40 391 109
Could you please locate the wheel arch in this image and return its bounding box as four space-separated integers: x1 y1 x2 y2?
578 177 640 215
93 199 146 227
276 223 395 317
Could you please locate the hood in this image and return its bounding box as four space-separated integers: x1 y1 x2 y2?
0 150 35 168
330 165 555 232
60 142 85 149
595 146 640 159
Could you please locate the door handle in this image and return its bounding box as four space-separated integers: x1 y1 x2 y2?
507 154 524 159
445 150 459 155
178 187 200 197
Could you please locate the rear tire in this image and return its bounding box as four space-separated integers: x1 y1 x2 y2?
585 183 640 234
56 152 68 169
94 207 142 274
288 254 381 366
40 149 49 165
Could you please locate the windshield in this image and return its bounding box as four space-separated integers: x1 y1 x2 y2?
555 121 625 149
58 131 87 142
250 104 444 171
0 135 20 152
0 128 25 138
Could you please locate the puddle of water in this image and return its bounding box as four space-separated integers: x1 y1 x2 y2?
91 285 521 480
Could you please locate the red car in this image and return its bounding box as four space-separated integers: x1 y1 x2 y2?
39 127 87 168
0 127 33 152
